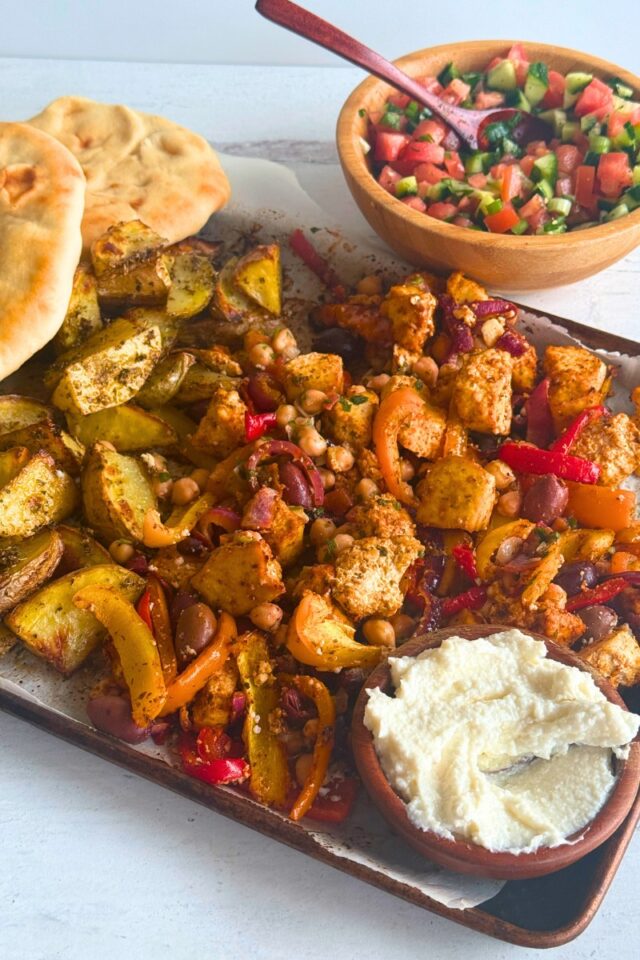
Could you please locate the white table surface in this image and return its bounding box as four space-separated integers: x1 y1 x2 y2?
0 57 639 960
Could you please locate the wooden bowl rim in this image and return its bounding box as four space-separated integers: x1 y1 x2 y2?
352 624 640 880
337 39 640 250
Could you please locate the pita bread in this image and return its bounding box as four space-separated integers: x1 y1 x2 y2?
0 122 85 381
28 97 231 250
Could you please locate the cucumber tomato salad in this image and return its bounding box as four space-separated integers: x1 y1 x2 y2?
364 44 640 234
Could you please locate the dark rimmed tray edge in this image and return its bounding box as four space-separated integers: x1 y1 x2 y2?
1 299 639 949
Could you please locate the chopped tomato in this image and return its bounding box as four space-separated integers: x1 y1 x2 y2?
444 151 465 179
507 42 529 63
428 201 458 220
598 152 633 197
575 164 596 208
474 90 506 110
483 202 520 233
387 91 411 109
452 215 474 227
541 70 566 109
519 154 536 177
416 76 443 96
468 172 488 189
526 139 549 156
574 77 614 120
378 164 402 194
555 175 573 197
415 161 447 184
373 131 410 164
519 193 547 230
485 56 503 73
412 118 446 144
399 140 445 167
442 78 471 105
556 144 582 174
402 196 427 212
607 111 629 138
501 164 520 202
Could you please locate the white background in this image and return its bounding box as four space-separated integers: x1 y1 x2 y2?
0 0 638 71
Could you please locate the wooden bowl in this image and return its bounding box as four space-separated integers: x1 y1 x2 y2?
336 41 640 290
352 625 640 879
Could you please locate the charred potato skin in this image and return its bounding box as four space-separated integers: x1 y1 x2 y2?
66 404 177 452
232 244 282 316
54 263 103 354
82 442 156 544
0 451 78 539
0 529 64 615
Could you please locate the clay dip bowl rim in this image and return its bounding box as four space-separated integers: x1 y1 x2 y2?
336 39 640 250
351 624 640 880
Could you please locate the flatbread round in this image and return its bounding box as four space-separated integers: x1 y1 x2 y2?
28 97 231 250
0 122 85 381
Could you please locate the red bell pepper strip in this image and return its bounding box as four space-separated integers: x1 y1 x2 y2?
136 589 153 632
452 543 479 582
180 734 250 785
244 410 278 442
441 585 487 618
196 726 232 762
549 406 607 455
565 577 629 612
305 777 359 823
498 442 600 484
289 229 346 299
525 378 554 448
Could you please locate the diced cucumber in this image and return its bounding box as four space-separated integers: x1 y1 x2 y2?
561 121 581 143
633 165 640 185
501 137 523 158
485 199 503 215
580 114 600 133
542 219 567 234
548 197 572 216
623 184 640 210
563 71 593 108
444 178 474 196
486 59 518 92
524 62 549 107
583 151 600 167
588 134 611 154
534 179 555 200
531 153 558 186
474 190 501 216
511 219 529 235
612 122 636 149
538 108 567 136
395 176 418 198
465 151 493 174
404 100 421 123
505 89 531 111
462 71 482 90
437 62 460 87
605 202 630 221
597 198 616 212
425 181 450 201
380 111 403 131
607 77 634 99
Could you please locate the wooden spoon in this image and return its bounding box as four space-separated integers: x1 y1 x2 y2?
255 0 553 151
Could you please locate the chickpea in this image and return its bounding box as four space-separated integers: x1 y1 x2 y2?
327 445 355 473
497 490 523 517
389 612 415 641
272 327 299 359
280 730 306 756
355 478 379 500
333 533 354 554
171 477 200 506
356 274 383 296
400 459 415 481
298 389 327 415
367 373 390 393
153 476 173 499
303 718 319 740
249 342 276 368
295 753 314 787
486 459 516 491
249 602 283 633
310 517 337 546
363 618 396 648
109 540 135 564
412 355 438 387
275 404 297 429
190 468 210 492
318 468 336 490
298 426 327 458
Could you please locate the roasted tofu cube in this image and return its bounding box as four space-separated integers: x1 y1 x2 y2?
511 342 538 393
332 535 422 620
452 348 513 434
570 412 640 487
283 351 344 401
191 531 285 616
416 456 496 531
322 388 378 451
290 564 336 600
241 488 307 568
579 624 640 687
380 284 436 354
544 345 608 433
190 384 247 457
347 494 416 539
446 271 488 303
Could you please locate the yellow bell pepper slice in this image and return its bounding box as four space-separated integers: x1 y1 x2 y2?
475 519 535 581
287 592 382 671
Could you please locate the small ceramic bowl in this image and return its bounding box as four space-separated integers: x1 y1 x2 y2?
351 624 640 879
336 40 640 290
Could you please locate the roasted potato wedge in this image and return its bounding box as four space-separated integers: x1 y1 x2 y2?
210 256 268 326
134 352 195 408
54 263 103 354
147 405 197 444
0 529 64 615
50 316 164 415
97 256 172 313
0 622 17 657
6 564 144 674
56 524 111 576
0 418 85 475
166 248 216 319
173 364 239 405
91 220 167 277
0 395 52 434
232 244 281 316
0 446 31 488
82 442 156 543
66 404 177 452
0 451 78 538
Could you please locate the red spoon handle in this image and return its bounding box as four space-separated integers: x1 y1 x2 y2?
254 0 468 133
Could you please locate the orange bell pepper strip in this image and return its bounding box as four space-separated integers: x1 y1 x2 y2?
281 674 336 822
372 387 426 505
159 611 236 716
147 576 177 684
73 586 166 727
566 482 636 532
287 592 381 671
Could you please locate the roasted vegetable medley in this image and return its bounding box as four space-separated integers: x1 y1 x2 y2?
1 219 640 823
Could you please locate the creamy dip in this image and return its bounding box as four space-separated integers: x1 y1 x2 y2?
364 629 640 853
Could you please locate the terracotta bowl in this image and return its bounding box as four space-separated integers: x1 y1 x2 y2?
336 40 640 290
352 624 640 880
